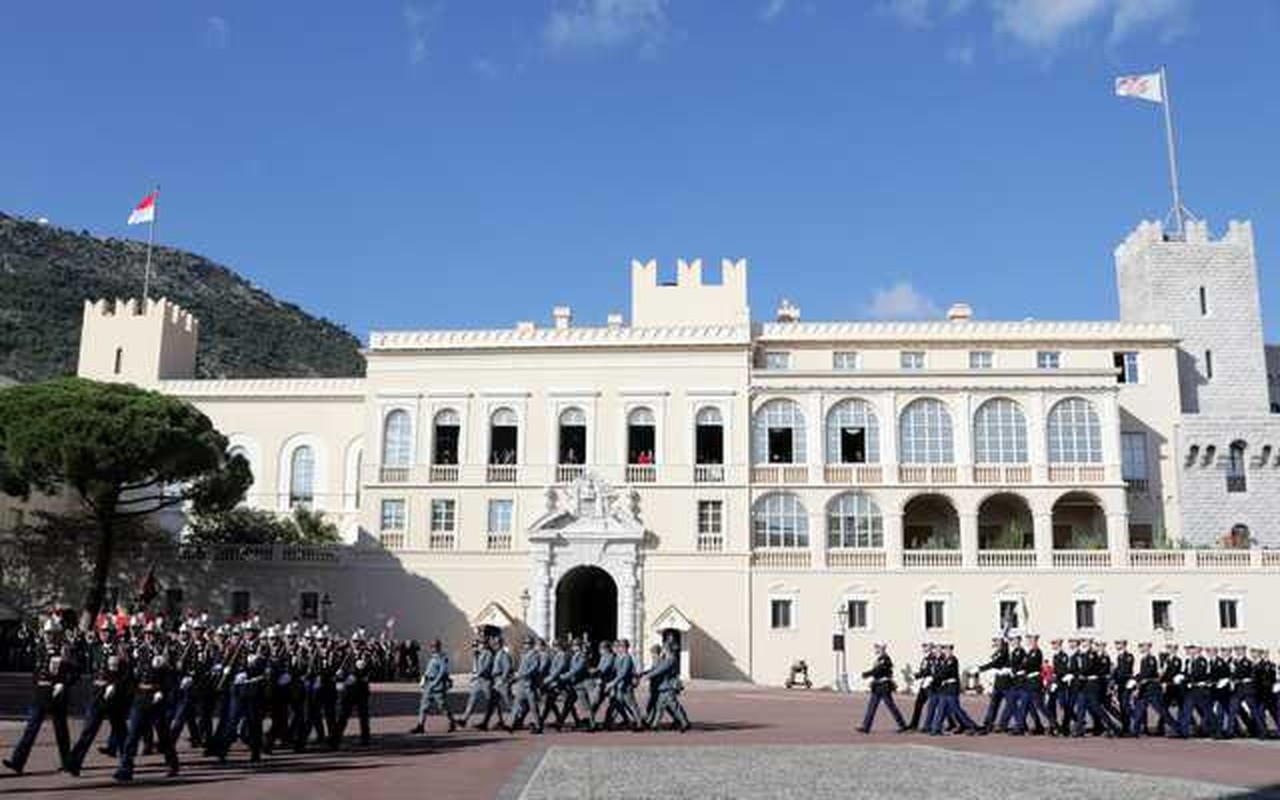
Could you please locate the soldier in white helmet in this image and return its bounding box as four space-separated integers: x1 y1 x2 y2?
4 615 77 775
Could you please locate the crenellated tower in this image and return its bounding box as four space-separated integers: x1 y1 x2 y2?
76 297 199 386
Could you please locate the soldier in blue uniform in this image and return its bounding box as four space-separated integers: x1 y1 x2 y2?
480 635 512 730
4 617 77 775
588 639 616 730
927 644 975 735
1223 644 1254 739
1130 641 1175 736
1046 638 1071 735
331 632 374 747
209 621 267 762
1176 644 1215 738
411 639 457 733
643 641 691 732
906 642 935 731
1110 640 1135 736
459 635 494 728
1207 645 1233 738
857 643 907 733
562 639 593 728
604 640 644 731
975 636 1011 734
1160 642 1185 733
507 637 545 734
1251 647 1278 738
66 624 130 775
114 622 180 782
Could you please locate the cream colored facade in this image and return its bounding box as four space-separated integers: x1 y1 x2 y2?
34 219 1280 685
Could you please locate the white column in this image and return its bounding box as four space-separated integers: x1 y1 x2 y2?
885 510 903 569
960 510 979 567
1034 512 1054 569
810 507 827 568
807 394 824 480
530 551 553 640
1107 510 1130 565
1098 390 1123 484
1028 391 1048 483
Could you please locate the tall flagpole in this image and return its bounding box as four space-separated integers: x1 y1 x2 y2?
1159 66 1186 236
142 185 159 303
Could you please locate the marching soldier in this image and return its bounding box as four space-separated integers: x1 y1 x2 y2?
1176 644 1214 738
604 639 644 731
459 635 494 728
480 635 512 730
644 641 691 732
331 632 374 748
857 643 907 733
411 639 457 733
562 639 593 729
539 639 570 729
1252 647 1278 738
1111 640 1135 736
588 639 616 729
66 623 130 775
1160 642 1185 732
975 636 1011 734
114 621 180 782
4 617 77 775
1012 633 1047 735
1208 645 1232 738
1224 644 1254 739
1130 641 1176 736
507 637 545 734
906 642 935 731
1047 638 1072 735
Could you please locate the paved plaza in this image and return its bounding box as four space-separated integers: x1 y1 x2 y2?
1 682 1278 799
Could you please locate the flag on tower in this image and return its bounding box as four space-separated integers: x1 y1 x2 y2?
1115 72 1164 104
127 190 158 225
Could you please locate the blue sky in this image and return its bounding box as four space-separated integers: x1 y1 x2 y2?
3 1 1278 341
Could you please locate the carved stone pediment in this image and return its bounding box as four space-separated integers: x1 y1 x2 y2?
528 473 645 544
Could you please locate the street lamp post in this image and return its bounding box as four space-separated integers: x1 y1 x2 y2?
833 603 850 693
519 588 531 625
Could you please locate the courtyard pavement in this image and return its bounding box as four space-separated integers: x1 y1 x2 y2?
0 681 1277 799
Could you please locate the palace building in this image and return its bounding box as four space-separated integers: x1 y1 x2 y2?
35 217 1280 684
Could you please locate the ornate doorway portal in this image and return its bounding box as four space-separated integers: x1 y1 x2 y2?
555 565 618 642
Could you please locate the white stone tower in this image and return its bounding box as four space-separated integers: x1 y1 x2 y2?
76 297 199 386
1115 219 1280 545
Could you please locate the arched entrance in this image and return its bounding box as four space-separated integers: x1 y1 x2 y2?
555 565 618 642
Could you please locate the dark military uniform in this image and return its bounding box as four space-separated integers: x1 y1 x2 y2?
858 650 907 733
4 635 77 774
114 637 180 782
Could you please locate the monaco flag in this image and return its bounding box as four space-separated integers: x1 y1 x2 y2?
127 190 158 225
1115 72 1164 104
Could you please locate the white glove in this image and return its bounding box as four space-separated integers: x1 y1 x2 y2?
104 685 116 701
152 655 168 669
152 691 164 704
355 659 367 671
1173 674 1185 685
1126 679 1137 690
180 676 194 690
107 656 120 671
1273 684 1279 695
222 665 232 675
52 683 65 698
277 674 292 688
1063 675 1074 684
1216 678 1230 689
234 671 248 685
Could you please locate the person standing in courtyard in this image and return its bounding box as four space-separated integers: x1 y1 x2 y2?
857 642 907 734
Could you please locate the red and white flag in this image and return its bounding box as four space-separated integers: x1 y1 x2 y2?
1115 72 1163 104
127 190 158 225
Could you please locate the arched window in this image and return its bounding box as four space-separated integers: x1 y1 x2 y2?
827 492 883 549
432 409 460 465
1046 398 1102 464
751 493 809 548
289 446 315 509
113 347 124 375
898 398 954 464
228 445 253 489
753 399 806 464
382 409 412 467
558 406 587 465
489 407 518 464
825 399 880 464
1227 440 1248 493
627 406 656 465
695 406 724 465
973 398 1029 464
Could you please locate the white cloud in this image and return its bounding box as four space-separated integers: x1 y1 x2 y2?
544 0 669 55
760 0 788 22
945 41 976 64
403 4 431 65
1109 0 1193 44
989 0 1106 47
866 282 941 320
205 16 229 49
881 0 932 28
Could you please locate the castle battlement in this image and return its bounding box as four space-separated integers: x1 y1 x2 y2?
78 297 199 385
83 297 199 334
1115 218 1254 260
630 257 749 328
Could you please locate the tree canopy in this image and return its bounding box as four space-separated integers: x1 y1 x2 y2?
0 377 249 624
187 506 341 546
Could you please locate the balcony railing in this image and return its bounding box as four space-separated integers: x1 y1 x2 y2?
486 531 513 551
750 549 811 569
1194 549 1252 569
694 464 725 483
898 465 957 484
1128 550 1187 569
974 465 1031 484
1125 478 1150 494
1051 550 1111 569
429 465 459 483
976 550 1037 569
556 465 586 483
1048 465 1107 483
751 465 809 484
696 534 724 553
903 550 962 569
625 464 657 484
427 532 456 551
487 465 518 483
379 531 406 550
823 464 884 484
826 549 887 569
379 466 409 483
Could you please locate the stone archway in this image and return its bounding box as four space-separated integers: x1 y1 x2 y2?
555 565 618 642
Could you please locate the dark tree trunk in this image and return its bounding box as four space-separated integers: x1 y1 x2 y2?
80 516 115 631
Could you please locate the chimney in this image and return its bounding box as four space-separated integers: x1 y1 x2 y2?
775 298 801 323
607 312 624 330
515 320 536 334
552 305 572 330
946 303 973 323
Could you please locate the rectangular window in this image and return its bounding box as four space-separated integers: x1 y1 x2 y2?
833 351 861 370
1121 432 1148 482
230 590 252 620
1199 285 1208 316
764 351 791 370
697 500 723 536
1115 351 1140 384
300 591 320 621
969 350 994 370
839 427 867 464
1218 598 1239 630
1151 599 1172 631
487 499 513 533
998 600 1020 631
1074 599 1097 631
900 351 926 370
1037 350 1061 370
770 598 793 630
380 498 406 531
1204 349 1214 380
430 499 456 532
924 599 946 630
847 599 869 630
